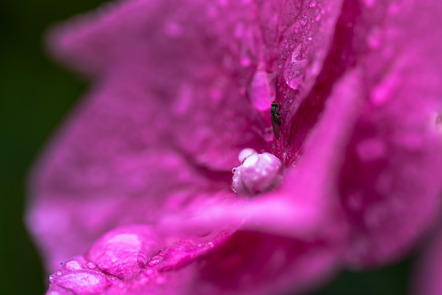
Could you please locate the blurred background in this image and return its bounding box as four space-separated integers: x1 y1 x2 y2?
0 0 416 294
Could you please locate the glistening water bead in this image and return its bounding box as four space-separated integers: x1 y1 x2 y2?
231 148 283 197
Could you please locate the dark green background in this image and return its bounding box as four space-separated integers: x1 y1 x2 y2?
0 1 415 294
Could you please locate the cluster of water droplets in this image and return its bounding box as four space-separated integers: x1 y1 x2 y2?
48 256 111 295
231 148 283 197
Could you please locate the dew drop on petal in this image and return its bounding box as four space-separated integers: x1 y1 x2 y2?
231 151 282 197
87 226 160 281
64 260 82 271
238 148 257 163
284 45 308 90
247 70 274 111
53 270 111 294
263 127 274 143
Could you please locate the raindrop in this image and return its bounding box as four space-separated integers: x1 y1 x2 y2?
86 262 97 269
238 148 257 163
247 70 274 111
64 260 82 271
54 270 110 294
263 127 274 142
309 0 317 8
284 45 308 90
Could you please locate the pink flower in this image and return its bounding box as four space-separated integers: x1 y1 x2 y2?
26 0 442 294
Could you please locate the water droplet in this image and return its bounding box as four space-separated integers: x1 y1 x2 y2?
64 260 82 271
56 271 62 276
247 70 274 111
49 275 54 282
87 226 160 280
263 127 274 142
356 138 386 162
309 0 317 8
86 262 97 269
284 45 308 90
231 152 282 197
241 57 251 67
370 73 398 106
238 148 257 163
54 270 110 294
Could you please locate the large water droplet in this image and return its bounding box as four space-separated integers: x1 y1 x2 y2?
247 70 274 111
238 148 257 163
64 260 82 271
54 270 110 294
87 225 160 281
284 45 308 90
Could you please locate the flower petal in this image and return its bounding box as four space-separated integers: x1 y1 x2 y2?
336 0 442 267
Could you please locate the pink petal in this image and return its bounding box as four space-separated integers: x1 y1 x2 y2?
28 0 345 275
334 0 442 267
